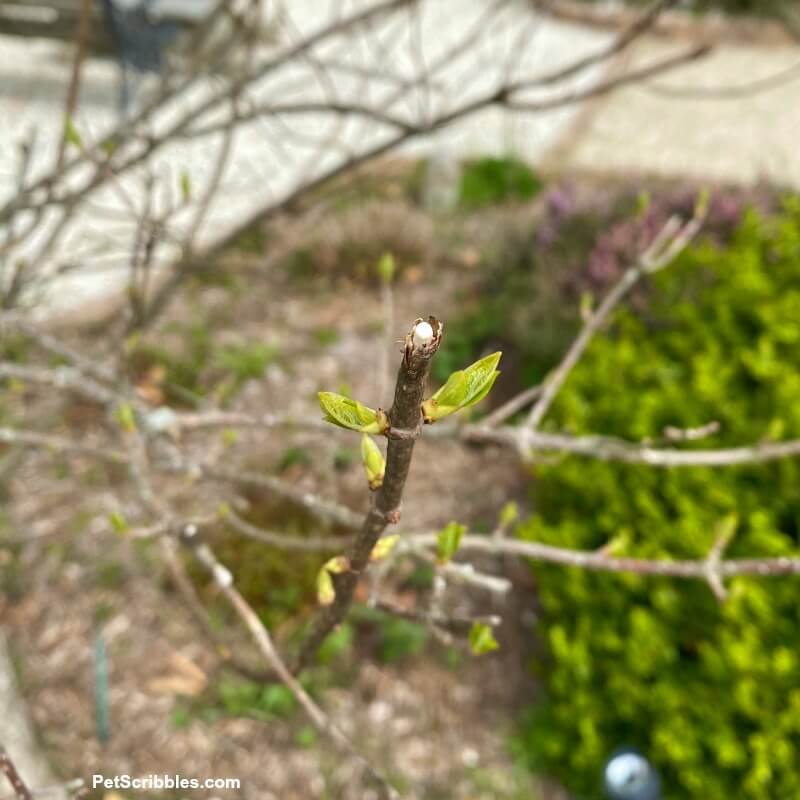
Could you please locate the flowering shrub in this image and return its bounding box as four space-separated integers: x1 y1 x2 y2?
436 180 776 388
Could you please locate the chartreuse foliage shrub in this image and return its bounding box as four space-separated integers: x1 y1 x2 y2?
515 202 800 799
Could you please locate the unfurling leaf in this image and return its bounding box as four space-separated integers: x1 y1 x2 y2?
109 512 129 535
377 252 396 284
695 187 711 219
714 513 738 548
316 556 349 606
422 352 501 423
64 118 82 149
436 521 465 565
361 434 385 490
469 621 499 656
180 171 192 203
100 136 117 157
499 501 518 528
318 392 388 434
579 291 594 322
317 569 335 606
114 402 137 433
371 535 399 562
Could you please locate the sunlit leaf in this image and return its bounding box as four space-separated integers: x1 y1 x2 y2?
180 171 192 203
469 622 499 656
318 392 388 434
316 555 349 606
317 568 335 606
377 252 396 284
64 118 82 149
436 521 465 564
114 402 137 433
371 535 399 562
109 512 129 534
499 501 518 528
422 352 501 423
361 434 385 490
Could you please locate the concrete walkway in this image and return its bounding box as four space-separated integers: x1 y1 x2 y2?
553 36 800 188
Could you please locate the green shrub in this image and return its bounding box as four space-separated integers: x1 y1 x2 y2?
459 156 542 210
514 201 800 798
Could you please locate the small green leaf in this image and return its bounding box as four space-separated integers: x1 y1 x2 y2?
377 252 396 284
114 402 137 433
371 535 399 562
462 351 501 404
317 568 335 606
432 370 468 409
695 187 711 218
109 512 129 534
423 352 501 423
324 555 348 575
100 136 117 157
499 501 518 528
180 171 192 203
361 434 385 490
469 622 499 655
222 428 239 446
64 118 82 149
579 291 594 321
318 392 388 434
316 555 349 606
714 513 738 547
436 521 465 565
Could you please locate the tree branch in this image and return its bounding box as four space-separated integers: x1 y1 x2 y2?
182 532 399 799
295 317 442 670
0 747 32 800
524 207 705 433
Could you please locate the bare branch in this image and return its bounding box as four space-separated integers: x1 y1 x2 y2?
524 208 705 433
373 600 501 636
0 746 32 800
177 462 362 529
407 532 800 581
0 363 117 406
185 534 399 799
462 426 800 468
481 383 542 427
56 0 92 168
224 507 351 552
0 427 127 463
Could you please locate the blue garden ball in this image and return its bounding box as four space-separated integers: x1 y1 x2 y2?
603 749 661 800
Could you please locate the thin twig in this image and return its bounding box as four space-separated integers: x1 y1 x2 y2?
374 600 501 636
481 383 542 427
462 426 800 468
0 746 32 800
524 209 705 433
0 428 127 463
57 0 92 168
186 536 399 799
